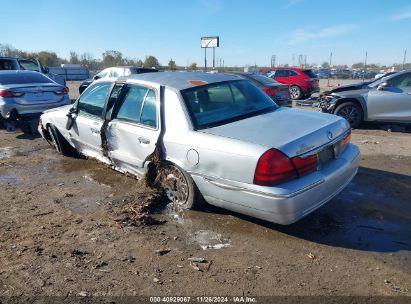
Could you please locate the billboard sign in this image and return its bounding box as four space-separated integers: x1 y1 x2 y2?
201 36 219 48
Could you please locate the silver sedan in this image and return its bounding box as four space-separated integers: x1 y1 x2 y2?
38 72 360 225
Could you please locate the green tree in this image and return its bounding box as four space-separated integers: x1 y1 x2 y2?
188 63 197 71
102 50 124 67
352 62 364 69
37 51 60 67
321 61 330 68
69 51 80 64
168 59 176 71
144 55 160 69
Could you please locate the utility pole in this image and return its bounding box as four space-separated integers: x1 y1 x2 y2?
403 49 407 70
204 48 207 72
327 52 332 87
363 51 368 82
271 55 276 68
292 54 295 67
304 55 307 68
213 48 215 69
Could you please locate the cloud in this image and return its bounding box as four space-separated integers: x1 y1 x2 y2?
284 0 304 9
199 0 222 14
288 24 358 45
391 7 411 20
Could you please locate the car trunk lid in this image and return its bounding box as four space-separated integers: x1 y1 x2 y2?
4 83 66 104
199 107 350 158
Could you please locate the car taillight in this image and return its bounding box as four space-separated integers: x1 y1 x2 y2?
0 90 24 97
262 88 278 96
340 130 351 152
54 87 69 95
291 154 318 176
254 148 319 186
254 149 297 186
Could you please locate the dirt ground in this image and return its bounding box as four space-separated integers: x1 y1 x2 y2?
0 84 410 300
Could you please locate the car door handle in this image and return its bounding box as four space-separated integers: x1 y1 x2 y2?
90 127 100 134
138 137 150 144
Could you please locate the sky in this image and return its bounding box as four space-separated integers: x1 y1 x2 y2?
1 0 411 67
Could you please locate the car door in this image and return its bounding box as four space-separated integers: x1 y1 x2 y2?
367 72 411 122
272 69 291 85
105 83 161 176
70 82 112 159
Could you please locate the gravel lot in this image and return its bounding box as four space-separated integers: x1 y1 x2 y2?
0 79 410 300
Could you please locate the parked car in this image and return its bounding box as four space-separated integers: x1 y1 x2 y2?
224 72 291 106
38 72 359 225
374 71 396 79
79 66 158 94
352 70 378 79
316 68 331 79
261 68 319 100
0 70 70 131
319 70 411 128
331 69 352 79
0 56 65 85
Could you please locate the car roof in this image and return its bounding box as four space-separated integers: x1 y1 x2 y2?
122 72 241 91
0 70 39 75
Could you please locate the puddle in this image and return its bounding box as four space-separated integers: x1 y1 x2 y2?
166 204 232 250
0 175 20 186
190 230 231 250
0 147 15 160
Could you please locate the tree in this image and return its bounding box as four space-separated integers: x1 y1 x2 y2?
168 59 176 71
352 62 364 69
0 43 20 57
136 59 143 67
37 51 60 67
143 55 160 69
321 61 330 68
69 51 80 64
188 63 197 71
102 50 124 67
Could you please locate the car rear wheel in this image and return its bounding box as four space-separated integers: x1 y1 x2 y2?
334 102 363 129
156 163 203 210
47 124 77 156
289 85 302 100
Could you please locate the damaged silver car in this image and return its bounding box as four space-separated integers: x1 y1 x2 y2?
38 72 360 225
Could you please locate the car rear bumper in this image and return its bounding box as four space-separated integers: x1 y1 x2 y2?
191 144 360 225
0 98 70 120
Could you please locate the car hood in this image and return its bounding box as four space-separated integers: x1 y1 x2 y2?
323 82 370 94
200 107 350 157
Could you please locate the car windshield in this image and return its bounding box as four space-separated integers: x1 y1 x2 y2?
0 72 53 85
181 80 278 129
18 59 41 72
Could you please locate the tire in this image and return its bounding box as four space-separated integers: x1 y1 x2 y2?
289 85 302 100
334 102 363 129
47 124 77 156
156 163 204 210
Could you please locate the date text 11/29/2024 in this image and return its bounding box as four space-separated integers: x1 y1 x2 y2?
149 296 257 303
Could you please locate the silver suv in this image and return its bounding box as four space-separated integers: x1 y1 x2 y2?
319 70 411 128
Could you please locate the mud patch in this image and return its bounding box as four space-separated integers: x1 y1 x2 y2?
115 180 168 227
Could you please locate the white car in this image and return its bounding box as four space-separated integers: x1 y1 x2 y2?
39 72 360 225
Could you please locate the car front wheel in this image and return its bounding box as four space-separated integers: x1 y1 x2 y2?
47 124 77 156
289 85 302 100
334 102 363 128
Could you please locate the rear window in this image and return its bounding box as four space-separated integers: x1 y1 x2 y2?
248 74 280 85
302 70 318 78
18 59 40 72
181 80 277 129
0 72 53 85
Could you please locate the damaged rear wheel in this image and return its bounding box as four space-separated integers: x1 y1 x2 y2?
156 163 203 210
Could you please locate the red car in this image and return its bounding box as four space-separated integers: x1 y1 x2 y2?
261 67 319 100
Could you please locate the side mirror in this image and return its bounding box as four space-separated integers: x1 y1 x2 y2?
42 67 49 74
377 82 388 91
93 75 101 80
65 111 76 130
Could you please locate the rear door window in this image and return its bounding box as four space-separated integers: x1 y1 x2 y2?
114 84 158 128
275 70 290 77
